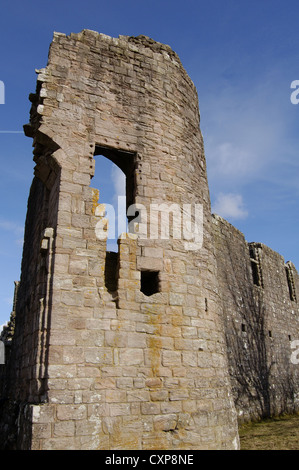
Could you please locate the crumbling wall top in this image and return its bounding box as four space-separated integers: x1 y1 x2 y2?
53 29 180 59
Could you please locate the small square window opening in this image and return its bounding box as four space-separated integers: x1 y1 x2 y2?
140 270 160 296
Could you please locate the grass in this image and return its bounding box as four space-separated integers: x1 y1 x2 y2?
239 413 299 450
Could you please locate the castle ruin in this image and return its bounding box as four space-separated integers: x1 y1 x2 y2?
0 30 298 450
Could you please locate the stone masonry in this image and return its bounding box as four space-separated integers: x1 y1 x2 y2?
1 30 298 450
0 31 240 450
213 215 299 423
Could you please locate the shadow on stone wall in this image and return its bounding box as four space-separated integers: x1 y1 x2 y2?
222 241 297 422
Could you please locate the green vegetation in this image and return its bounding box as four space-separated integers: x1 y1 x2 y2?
239 414 299 450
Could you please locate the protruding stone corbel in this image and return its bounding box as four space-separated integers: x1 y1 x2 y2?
40 227 54 254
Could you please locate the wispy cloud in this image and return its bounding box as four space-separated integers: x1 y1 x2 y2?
201 66 292 193
212 192 248 220
111 165 126 199
0 219 24 236
0 219 24 251
0 219 24 256
3 296 12 307
207 141 256 181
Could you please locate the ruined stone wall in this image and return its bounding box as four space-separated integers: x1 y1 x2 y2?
0 166 60 448
212 214 299 423
0 31 239 450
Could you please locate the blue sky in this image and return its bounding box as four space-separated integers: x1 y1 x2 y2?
0 0 299 326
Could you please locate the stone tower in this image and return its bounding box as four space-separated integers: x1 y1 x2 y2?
1 30 239 450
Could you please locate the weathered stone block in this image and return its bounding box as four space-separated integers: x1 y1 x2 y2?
153 414 177 431
53 421 75 437
57 404 87 421
119 348 144 366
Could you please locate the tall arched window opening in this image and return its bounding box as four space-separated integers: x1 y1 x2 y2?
92 146 136 252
